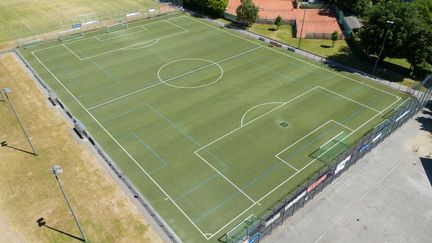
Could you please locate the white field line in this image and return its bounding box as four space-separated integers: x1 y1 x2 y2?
120 38 160 50
255 95 401 204
205 95 401 239
184 16 402 101
317 86 380 113
396 97 411 108
164 19 189 32
275 120 334 157
88 46 262 111
194 151 256 203
30 51 212 240
88 82 162 111
63 28 188 61
32 15 185 54
226 214 256 237
276 157 300 172
196 87 320 153
94 26 149 41
331 120 354 132
240 102 284 126
318 131 344 150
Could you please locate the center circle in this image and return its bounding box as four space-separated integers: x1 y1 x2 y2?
157 58 224 89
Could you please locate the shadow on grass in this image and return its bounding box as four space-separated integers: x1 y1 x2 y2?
325 45 408 83
37 218 84 242
320 44 331 48
268 27 277 31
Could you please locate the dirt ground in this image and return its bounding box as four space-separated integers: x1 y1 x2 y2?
0 53 162 242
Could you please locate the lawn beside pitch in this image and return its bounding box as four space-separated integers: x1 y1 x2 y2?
20 13 411 242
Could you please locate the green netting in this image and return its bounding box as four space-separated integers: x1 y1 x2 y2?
107 22 128 32
310 131 348 164
226 215 259 242
59 30 85 41
21 39 42 49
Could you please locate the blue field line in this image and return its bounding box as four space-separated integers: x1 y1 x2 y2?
131 133 169 174
251 58 380 110
100 102 148 123
144 103 229 170
87 58 121 84
173 173 219 201
194 92 388 223
61 65 82 84
194 190 242 224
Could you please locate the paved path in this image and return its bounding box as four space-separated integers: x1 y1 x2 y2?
266 108 432 243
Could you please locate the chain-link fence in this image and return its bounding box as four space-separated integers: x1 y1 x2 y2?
15 3 182 48
219 75 432 243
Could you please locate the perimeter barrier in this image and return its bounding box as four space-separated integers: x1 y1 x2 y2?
218 75 432 243
333 5 353 38
13 48 181 243
15 3 181 48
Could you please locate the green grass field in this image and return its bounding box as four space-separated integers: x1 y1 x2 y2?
20 13 411 242
0 0 159 42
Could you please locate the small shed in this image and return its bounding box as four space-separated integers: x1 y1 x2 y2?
344 16 363 30
74 120 88 139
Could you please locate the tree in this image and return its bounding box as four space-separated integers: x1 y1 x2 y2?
274 16 283 30
236 0 259 26
206 0 228 17
331 31 339 47
358 0 431 74
334 0 375 16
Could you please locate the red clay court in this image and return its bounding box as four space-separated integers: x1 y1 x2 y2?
227 0 295 20
226 0 343 39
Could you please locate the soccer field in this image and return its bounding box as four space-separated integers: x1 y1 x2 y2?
20 13 410 242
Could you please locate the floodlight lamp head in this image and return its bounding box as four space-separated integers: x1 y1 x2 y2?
51 165 63 175
2 87 11 94
386 20 394 25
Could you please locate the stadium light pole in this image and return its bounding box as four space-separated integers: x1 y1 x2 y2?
51 165 88 243
373 20 394 75
297 9 306 49
2 88 37 156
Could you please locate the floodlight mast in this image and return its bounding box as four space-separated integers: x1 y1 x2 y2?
2 88 37 156
52 165 88 243
373 20 395 75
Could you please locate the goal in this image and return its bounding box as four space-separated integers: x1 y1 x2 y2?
106 21 128 33
58 29 85 41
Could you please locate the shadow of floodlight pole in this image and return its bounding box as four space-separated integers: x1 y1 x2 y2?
2 88 37 156
52 165 88 243
37 217 85 242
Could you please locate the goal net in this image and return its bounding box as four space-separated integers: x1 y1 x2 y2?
106 21 128 33
226 215 260 242
310 131 348 164
58 29 85 41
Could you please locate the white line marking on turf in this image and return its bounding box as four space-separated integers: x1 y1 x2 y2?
184 16 402 101
196 87 320 153
157 58 224 89
120 38 160 50
30 50 212 240
240 102 284 126
94 26 149 41
89 46 261 110
331 120 354 132
318 86 381 113
194 151 257 204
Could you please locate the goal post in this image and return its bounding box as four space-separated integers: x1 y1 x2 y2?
310 131 348 164
106 21 128 33
225 214 260 242
58 29 85 41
